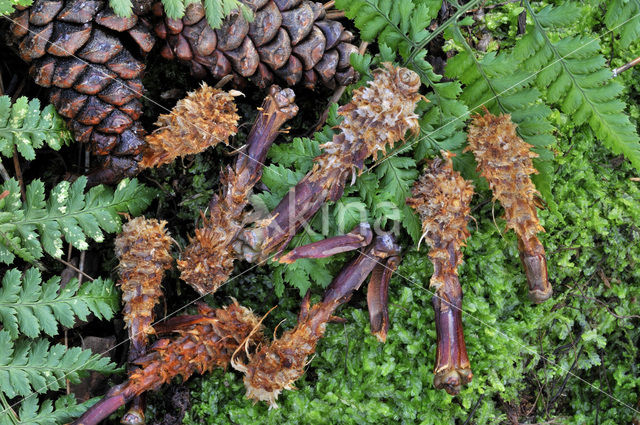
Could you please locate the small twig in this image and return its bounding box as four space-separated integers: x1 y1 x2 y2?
0 161 11 181
462 393 485 425
12 147 25 201
78 250 87 285
324 0 335 9
326 9 345 19
56 257 96 282
612 55 640 77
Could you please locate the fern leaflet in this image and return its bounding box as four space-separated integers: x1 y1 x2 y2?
0 395 97 425
0 177 155 265
0 97 71 161
0 268 118 339
603 0 640 48
519 0 640 171
0 330 117 399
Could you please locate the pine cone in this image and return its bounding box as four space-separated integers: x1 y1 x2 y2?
407 151 474 395
141 83 240 168
9 0 156 183
465 111 551 303
152 0 359 89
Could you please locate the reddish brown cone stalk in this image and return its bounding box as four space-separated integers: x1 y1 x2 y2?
407 152 474 395
114 217 173 424
466 112 551 303
234 233 400 408
72 302 263 425
178 85 298 295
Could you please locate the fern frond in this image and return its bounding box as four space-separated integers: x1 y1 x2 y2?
604 0 640 48
0 177 155 265
520 0 640 170
0 395 96 425
0 330 116 399
0 96 71 161
0 268 118 339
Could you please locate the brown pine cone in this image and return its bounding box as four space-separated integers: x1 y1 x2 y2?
8 0 156 183
152 0 359 89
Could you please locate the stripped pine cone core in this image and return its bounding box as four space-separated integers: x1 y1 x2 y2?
141 83 240 168
153 0 359 89
407 151 474 395
313 62 422 185
115 216 173 350
9 0 155 182
71 302 263 425
234 297 333 408
465 112 551 303
129 302 263 387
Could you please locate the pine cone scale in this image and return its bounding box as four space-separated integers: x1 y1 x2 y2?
57 0 102 23
19 23 53 61
47 23 92 56
249 1 281 46
94 9 138 31
28 0 62 25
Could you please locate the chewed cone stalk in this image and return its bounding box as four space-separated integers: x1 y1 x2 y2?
234 233 400 408
406 152 474 395
466 112 551 303
114 217 173 424
141 83 241 168
72 302 263 425
238 63 422 258
178 86 298 295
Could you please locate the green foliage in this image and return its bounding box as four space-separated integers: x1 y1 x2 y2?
0 176 155 265
0 0 30 15
518 0 640 171
603 0 640 48
108 0 253 29
0 395 97 425
0 96 71 161
0 330 116 398
0 268 118 339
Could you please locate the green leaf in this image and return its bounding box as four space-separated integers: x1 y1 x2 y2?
0 177 154 265
0 96 71 161
0 330 117 399
0 268 118 339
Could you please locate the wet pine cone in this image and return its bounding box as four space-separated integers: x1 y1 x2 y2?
8 0 156 184
153 0 359 89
